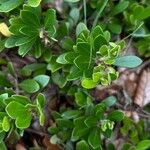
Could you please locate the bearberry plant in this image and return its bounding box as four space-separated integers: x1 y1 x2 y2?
0 0 150 149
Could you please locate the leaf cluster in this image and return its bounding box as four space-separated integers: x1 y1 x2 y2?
49 95 124 149
0 93 45 142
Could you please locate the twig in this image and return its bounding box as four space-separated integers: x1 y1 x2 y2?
25 128 49 137
92 0 108 28
83 0 87 25
122 22 144 40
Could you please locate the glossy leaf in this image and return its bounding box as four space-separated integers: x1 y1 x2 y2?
6 101 32 128
34 75 50 88
2 116 10 132
81 78 97 89
108 110 124 122
19 79 40 93
110 1 129 16
28 0 42 7
88 128 100 149
62 110 81 119
136 140 150 150
44 9 56 29
76 140 90 150
0 0 23 12
76 22 88 37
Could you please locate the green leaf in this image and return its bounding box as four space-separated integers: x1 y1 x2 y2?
94 103 106 117
39 113 44 126
65 52 77 63
2 116 10 132
76 140 90 150
47 56 62 73
18 39 35 56
102 96 117 107
0 72 11 87
71 126 89 141
20 26 38 36
56 53 69 64
74 42 92 70
48 126 59 134
94 34 107 52
0 93 8 102
0 141 7 150
76 22 88 37
21 63 46 75
34 75 50 88
7 62 16 77
0 132 6 143
36 93 45 126
108 110 124 122
15 37 35 46
121 143 132 150
44 9 56 29
137 6 150 20
75 91 87 107
64 0 80 3
70 8 80 25
81 78 97 89
88 128 101 149
56 118 73 128
136 140 150 150
62 110 81 119
19 79 40 93
28 0 42 7
110 1 129 16
114 56 142 68
108 23 122 34
6 101 26 119
5 36 18 48
0 0 23 12
15 113 32 128
20 10 40 27
52 72 67 88
6 101 32 128
0 39 6 52
67 66 83 81
36 93 45 108
61 37 74 51
91 26 104 39
92 72 101 82
84 116 98 127
4 95 31 105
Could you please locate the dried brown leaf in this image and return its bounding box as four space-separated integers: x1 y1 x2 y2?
134 69 150 107
43 136 61 150
16 144 27 150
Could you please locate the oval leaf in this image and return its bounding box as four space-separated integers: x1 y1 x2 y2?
114 56 142 68
76 22 88 37
28 0 42 7
81 78 97 89
19 79 40 93
76 140 90 150
108 110 124 122
136 140 150 150
88 128 101 149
